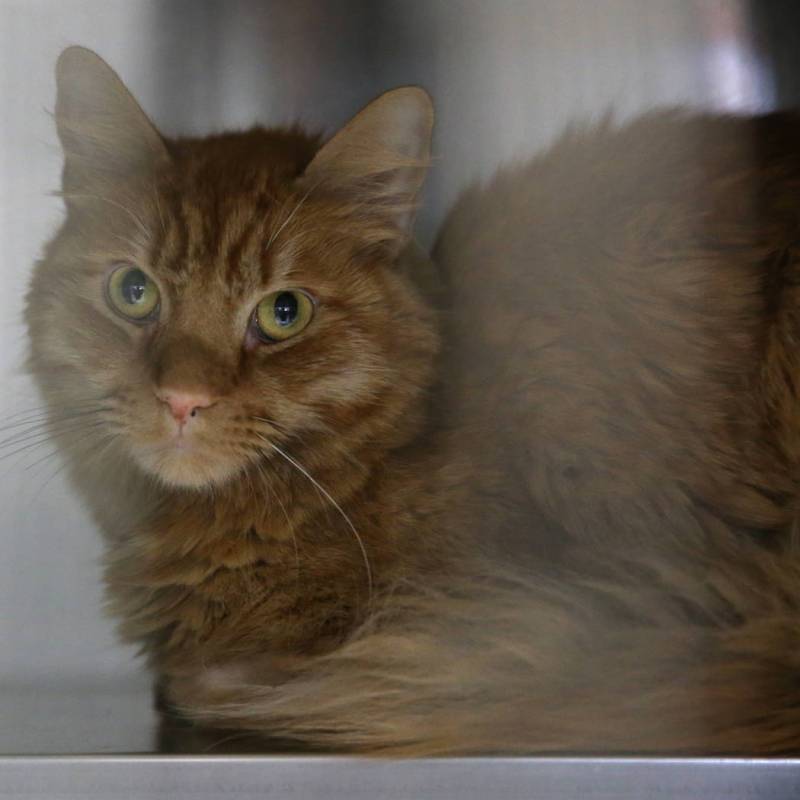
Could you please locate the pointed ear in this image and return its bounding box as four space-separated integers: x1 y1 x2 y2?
303 87 433 243
55 46 169 191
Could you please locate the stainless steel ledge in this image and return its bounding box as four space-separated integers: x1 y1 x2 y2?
3 755 800 800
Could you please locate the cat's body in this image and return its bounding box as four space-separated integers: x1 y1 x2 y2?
442 110 800 552
25 47 800 753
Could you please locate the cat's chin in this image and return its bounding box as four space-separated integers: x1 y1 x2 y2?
132 445 240 490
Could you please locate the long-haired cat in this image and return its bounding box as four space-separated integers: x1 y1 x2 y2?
25 46 800 754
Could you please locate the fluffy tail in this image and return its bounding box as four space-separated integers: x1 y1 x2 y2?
174 540 800 755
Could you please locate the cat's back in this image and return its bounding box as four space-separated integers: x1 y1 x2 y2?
437 111 800 334
435 110 800 546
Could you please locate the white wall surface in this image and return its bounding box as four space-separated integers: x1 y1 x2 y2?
0 0 776 685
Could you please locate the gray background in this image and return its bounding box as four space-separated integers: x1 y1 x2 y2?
0 0 792 698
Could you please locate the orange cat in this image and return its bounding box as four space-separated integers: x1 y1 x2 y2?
25 46 800 754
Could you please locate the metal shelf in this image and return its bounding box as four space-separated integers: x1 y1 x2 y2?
4 755 800 800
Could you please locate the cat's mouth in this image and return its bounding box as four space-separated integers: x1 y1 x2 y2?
131 434 242 490
168 433 193 451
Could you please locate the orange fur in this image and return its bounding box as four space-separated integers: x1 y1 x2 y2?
26 47 800 754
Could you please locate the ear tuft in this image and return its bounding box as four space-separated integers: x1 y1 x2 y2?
304 87 434 241
55 46 168 190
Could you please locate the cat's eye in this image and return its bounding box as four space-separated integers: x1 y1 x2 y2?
254 290 314 342
106 264 160 322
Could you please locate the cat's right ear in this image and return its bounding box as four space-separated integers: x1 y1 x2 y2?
302 87 434 249
55 46 169 192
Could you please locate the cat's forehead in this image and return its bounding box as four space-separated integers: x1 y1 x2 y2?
166 128 320 201
149 128 322 296
151 190 276 294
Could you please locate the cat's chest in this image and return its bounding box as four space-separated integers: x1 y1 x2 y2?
108 517 369 669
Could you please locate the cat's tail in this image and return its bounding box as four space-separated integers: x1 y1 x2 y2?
173 541 800 755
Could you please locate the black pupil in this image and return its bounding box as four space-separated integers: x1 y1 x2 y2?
274 292 298 327
121 269 148 305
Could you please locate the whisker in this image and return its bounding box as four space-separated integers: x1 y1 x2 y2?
258 436 373 599
250 415 296 442
109 232 148 252
0 400 107 427
22 422 115 473
0 414 109 450
0 407 111 445
242 459 259 503
251 455 301 581
1 405 54 423
0 419 107 463
152 181 167 238
58 191 151 240
273 486 300 578
264 181 320 253
0 423 109 490
28 432 121 508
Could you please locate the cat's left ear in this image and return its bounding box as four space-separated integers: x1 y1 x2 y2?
303 87 434 247
55 46 169 192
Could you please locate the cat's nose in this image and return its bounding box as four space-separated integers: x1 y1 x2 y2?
155 388 214 425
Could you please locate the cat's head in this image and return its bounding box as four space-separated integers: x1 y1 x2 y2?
27 47 437 490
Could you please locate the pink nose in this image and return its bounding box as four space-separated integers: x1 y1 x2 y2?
156 389 214 425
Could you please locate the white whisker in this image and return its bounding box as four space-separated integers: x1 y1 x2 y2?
0 408 110 447
152 181 167 238
29 431 121 507
264 181 320 253
0 419 107 463
59 191 151 240
257 436 373 599
251 456 302 581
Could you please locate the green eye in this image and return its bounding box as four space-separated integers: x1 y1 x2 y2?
255 290 314 342
106 265 160 321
